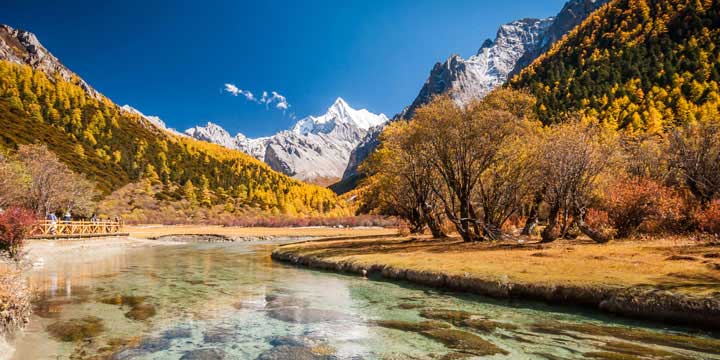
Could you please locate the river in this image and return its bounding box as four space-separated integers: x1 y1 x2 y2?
6 240 720 359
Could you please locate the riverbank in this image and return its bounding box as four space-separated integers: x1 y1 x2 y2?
272 234 720 330
125 224 397 240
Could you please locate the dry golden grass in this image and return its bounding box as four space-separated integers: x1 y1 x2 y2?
125 224 398 239
278 235 720 298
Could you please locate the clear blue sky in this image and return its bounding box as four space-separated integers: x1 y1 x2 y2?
2 0 566 137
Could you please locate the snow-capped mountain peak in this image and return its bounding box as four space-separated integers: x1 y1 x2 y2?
185 122 236 149
292 97 388 135
185 98 388 183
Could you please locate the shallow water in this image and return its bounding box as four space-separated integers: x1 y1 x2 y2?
7 240 720 359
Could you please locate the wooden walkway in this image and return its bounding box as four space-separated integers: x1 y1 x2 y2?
29 220 125 239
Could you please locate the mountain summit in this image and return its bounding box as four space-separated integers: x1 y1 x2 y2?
185 98 388 184
293 97 387 135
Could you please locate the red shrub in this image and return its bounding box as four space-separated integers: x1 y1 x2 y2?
602 178 683 238
0 207 36 259
584 208 617 238
696 200 720 235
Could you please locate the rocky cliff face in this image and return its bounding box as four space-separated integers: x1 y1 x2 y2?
185 98 388 184
400 18 553 120
340 0 609 188
0 24 100 99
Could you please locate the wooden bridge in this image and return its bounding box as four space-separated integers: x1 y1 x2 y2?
29 220 127 239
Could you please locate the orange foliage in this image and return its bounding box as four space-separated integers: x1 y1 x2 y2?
695 200 720 236
602 177 683 238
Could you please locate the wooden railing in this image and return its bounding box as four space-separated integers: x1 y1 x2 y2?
29 220 124 239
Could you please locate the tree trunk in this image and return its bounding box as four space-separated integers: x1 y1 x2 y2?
541 205 560 243
482 224 502 241
423 204 445 238
468 202 483 241
408 209 425 234
427 219 445 238
521 192 543 236
574 206 611 244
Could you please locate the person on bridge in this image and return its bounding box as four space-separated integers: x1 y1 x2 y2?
46 212 58 235
62 211 71 224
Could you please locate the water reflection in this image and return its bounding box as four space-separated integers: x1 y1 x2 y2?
8 241 720 359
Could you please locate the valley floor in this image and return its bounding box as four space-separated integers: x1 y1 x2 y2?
272 234 720 330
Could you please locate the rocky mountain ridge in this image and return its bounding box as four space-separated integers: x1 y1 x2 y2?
185 98 388 184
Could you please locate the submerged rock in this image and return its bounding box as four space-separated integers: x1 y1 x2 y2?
203 328 233 343
162 326 193 339
268 336 306 347
99 294 156 321
374 320 451 332
256 345 335 360
137 336 171 352
396 303 423 309
531 321 720 355
461 318 518 332
421 329 508 356
267 307 348 324
264 295 307 309
419 309 477 325
125 303 156 321
46 316 105 342
439 353 474 360
180 348 226 360
100 295 147 307
584 340 692 360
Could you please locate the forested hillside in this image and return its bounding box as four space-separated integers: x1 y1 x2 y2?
0 60 343 216
511 0 720 130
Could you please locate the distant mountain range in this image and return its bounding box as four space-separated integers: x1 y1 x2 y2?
185 98 388 184
337 0 609 191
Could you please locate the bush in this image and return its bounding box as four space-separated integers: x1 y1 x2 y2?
602 178 682 238
0 207 36 260
696 200 720 235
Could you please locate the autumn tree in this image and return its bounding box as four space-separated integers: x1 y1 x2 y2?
183 180 198 207
14 144 98 216
668 119 720 205
361 121 445 237
472 90 539 239
412 89 536 241
536 119 616 243
0 154 29 210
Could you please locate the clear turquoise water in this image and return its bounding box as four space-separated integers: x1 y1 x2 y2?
7 240 720 359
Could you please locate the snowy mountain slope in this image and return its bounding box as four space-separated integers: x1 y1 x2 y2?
185 98 388 183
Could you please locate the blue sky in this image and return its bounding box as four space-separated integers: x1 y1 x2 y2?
2 0 565 137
